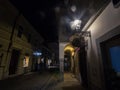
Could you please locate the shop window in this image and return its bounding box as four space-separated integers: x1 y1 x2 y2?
23 56 30 67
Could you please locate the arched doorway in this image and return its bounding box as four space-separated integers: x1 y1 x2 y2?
64 44 75 72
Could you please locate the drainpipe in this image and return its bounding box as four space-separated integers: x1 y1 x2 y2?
8 12 21 51
3 12 21 78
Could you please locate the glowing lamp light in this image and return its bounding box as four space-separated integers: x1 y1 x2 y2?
70 19 82 30
72 51 75 56
74 20 80 25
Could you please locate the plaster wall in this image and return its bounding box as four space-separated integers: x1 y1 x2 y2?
86 2 120 89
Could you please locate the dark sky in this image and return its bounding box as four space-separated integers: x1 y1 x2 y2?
10 0 61 43
10 0 109 43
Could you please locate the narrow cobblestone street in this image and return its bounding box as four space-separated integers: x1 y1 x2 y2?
0 72 86 90
54 73 86 90
0 72 54 90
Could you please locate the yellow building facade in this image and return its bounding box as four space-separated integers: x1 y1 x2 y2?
0 0 43 79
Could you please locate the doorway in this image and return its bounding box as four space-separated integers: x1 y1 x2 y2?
100 34 120 90
64 54 71 72
9 49 20 75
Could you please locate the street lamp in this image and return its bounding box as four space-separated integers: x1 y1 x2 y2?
70 19 82 31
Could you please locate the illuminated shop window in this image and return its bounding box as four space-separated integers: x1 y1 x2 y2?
23 56 30 67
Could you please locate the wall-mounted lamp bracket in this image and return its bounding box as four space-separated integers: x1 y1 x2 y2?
80 31 91 37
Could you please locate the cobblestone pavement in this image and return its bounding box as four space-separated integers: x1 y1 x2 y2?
0 72 54 90
54 73 86 90
42 72 86 90
0 72 86 90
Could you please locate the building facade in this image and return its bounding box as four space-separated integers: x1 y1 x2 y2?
0 0 43 79
83 1 120 90
59 1 120 90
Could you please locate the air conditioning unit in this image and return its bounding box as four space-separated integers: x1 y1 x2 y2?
112 0 120 8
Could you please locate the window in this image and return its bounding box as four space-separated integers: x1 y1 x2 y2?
28 34 31 43
17 25 23 38
109 46 120 73
112 0 120 8
0 53 3 65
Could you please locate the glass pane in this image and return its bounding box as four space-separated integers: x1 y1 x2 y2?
109 46 120 74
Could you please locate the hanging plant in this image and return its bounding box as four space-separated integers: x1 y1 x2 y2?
71 37 85 47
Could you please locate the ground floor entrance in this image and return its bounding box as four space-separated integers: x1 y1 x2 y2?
9 49 20 75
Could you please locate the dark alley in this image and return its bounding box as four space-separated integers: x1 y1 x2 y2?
0 0 120 90
0 72 86 90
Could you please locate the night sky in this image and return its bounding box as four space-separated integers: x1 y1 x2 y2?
10 0 109 43
10 0 61 43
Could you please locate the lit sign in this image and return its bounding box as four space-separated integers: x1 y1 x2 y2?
33 51 42 56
